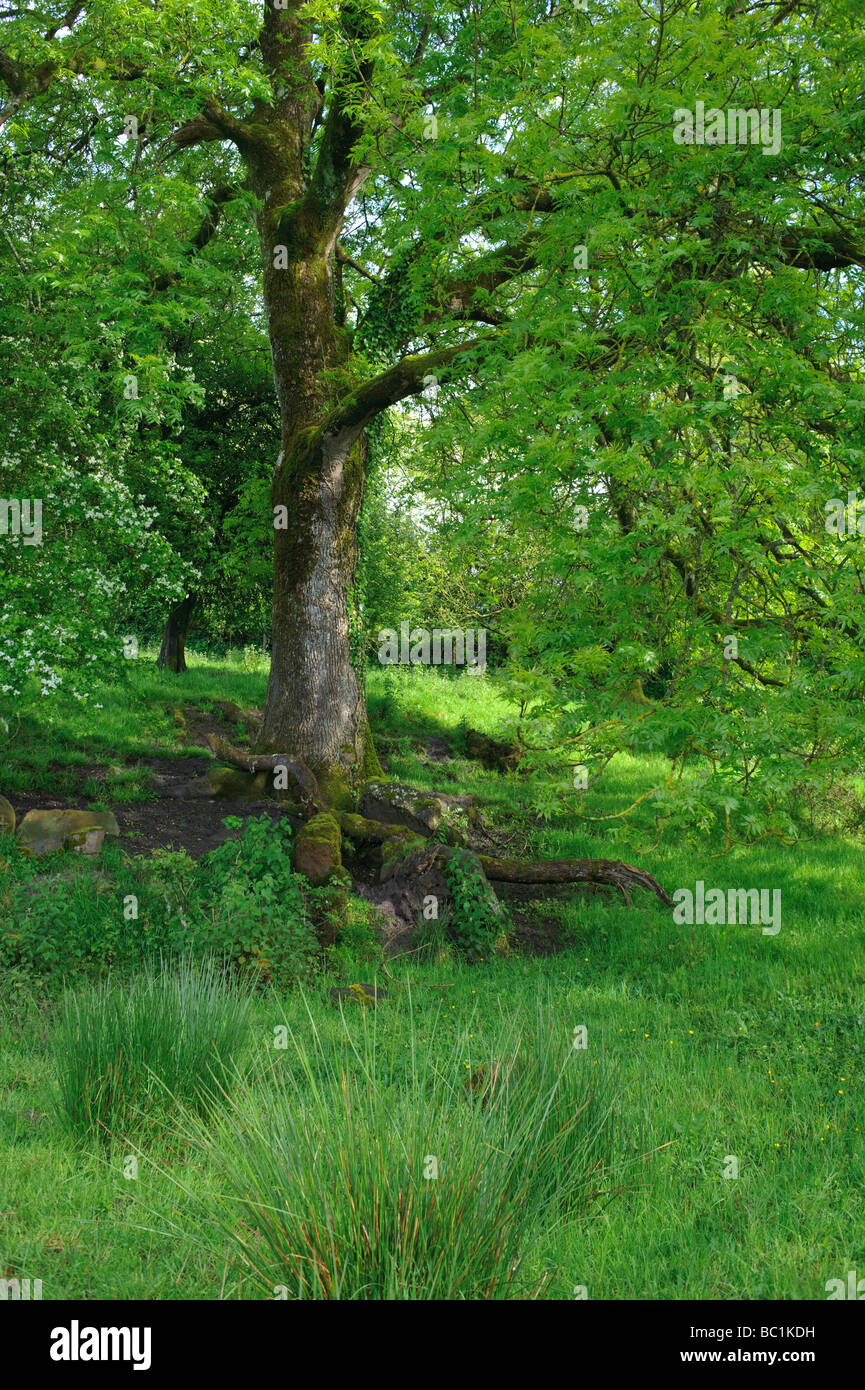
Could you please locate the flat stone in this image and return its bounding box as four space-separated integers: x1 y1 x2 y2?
17 809 120 857
359 781 446 836
0 794 15 836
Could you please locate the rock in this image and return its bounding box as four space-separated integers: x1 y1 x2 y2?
465 729 522 772
69 827 105 857
16 809 120 858
358 780 481 845
0 794 15 837
359 781 447 836
293 811 342 886
329 983 389 1007
378 830 438 883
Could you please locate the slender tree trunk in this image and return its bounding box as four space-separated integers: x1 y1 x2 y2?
157 592 196 673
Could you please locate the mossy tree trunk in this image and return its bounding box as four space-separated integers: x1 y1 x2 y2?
159 5 500 796
218 6 377 800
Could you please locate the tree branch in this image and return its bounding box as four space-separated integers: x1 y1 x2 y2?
778 224 865 271
150 184 238 293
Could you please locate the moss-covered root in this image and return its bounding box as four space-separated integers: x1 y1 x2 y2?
472 853 673 906
293 811 344 886
337 812 671 905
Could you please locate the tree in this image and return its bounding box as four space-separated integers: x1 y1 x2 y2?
2 0 864 868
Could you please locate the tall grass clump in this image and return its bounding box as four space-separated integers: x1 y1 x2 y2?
55 958 254 1144
159 992 615 1299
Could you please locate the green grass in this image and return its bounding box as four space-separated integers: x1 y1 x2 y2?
0 643 271 797
1 656 863 1298
145 992 615 1300
55 959 254 1145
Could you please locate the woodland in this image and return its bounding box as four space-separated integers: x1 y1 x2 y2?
0 0 863 1304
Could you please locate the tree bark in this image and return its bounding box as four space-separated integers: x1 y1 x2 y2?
157 592 196 673
232 18 378 802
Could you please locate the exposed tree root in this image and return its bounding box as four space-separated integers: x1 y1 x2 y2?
470 853 673 906
337 810 672 906
197 741 673 910
205 734 323 813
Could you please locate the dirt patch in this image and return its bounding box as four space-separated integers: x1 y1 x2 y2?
425 735 455 762
5 757 293 861
180 703 252 751
116 797 287 859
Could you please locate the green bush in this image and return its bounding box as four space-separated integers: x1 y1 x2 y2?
0 846 193 979
55 958 253 1144
440 849 508 960
0 818 326 987
193 816 322 987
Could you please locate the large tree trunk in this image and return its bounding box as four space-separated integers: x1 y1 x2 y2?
231 9 382 800
157 592 196 673
260 421 372 803
248 147 376 801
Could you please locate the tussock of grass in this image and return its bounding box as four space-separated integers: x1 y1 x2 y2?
54 959 253 1144
148 992 615 1300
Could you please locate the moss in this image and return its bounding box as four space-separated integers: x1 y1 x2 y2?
207 767 269 800
293 811 343 887
298 811 341 854
316 767 355 812
378 829 427 879
360 715 385 782
339 812 372 840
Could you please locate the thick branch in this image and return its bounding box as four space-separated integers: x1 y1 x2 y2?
316 335 498 440
150 184 237 293
423 238 539 327
778 225 865 271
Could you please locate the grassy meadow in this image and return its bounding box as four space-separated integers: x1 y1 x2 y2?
1 654 862 1299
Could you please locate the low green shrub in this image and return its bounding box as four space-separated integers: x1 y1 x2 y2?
193 816 322 987
440 848 508 960
0 817 329 988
